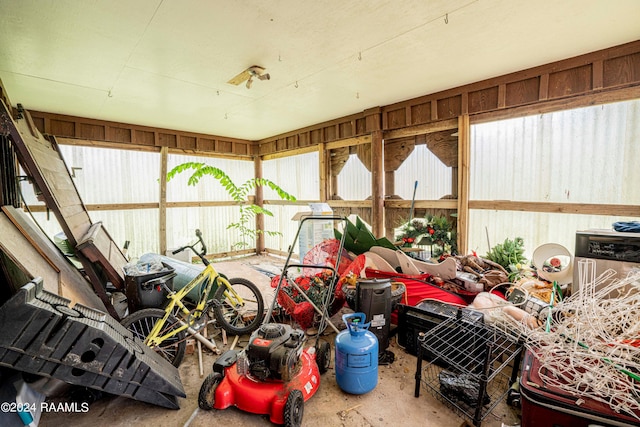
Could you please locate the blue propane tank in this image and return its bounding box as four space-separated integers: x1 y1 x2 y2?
335 312 379 394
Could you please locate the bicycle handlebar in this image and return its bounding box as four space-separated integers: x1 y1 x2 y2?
171 229 209 265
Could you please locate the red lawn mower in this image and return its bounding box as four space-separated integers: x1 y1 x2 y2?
198 216 347 426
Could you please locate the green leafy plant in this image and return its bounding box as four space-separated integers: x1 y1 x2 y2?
485 237 527 279
167 162 296 249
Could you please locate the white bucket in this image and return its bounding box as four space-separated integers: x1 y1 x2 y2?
532 243 573 284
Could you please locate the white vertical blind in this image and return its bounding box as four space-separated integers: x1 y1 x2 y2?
469 99 640 259
264 152 320 253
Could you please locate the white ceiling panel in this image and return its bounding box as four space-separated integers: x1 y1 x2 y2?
0 0 639 141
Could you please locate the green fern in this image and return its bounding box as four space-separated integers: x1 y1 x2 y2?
167 162 296 250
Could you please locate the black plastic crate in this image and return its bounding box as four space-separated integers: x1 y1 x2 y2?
397 300 484 356
125 262 175 312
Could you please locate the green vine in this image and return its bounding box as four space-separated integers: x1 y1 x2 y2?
166 162 296 249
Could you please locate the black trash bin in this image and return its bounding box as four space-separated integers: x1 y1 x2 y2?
125 262 176 313
355 278 391 353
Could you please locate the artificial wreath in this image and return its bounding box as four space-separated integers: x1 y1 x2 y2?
395 218 429 247
396 214 457 256
422 214 457 255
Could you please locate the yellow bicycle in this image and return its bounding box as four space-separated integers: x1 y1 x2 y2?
121 229 264 366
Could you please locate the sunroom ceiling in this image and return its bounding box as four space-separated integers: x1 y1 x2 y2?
1 0 639 141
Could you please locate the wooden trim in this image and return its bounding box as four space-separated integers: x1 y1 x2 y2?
327 200 372 208
167 201 243 208
384 118 458 140
56 136 256 160
202 248 256 260
56 137 161 152
592 60 604 90
263 199 321 206
469 201 640 217
384 199 457 209
539 74 549 100
26 203 159 212
264 248 292 259
262 145 317 160
168 148 253 160
325 135 371 150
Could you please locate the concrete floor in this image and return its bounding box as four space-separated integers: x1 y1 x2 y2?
38 256 522 427
39 337 521 427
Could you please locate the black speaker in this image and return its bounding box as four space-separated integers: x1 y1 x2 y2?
396 300 484 357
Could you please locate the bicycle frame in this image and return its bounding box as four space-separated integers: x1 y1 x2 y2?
145 263 246 347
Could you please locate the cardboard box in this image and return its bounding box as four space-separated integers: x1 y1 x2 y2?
291 203 334 260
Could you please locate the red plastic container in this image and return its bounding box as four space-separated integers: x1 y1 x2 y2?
520 349 640 427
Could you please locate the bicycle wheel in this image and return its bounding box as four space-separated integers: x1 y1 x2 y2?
212 277 264 335
121 308 186 367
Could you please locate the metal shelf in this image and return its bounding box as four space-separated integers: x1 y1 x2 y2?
414 310 523 426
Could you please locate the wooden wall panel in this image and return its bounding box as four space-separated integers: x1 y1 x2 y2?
386 108 406 129
218 140 233 152
79 122 105 140
135 129 155 145
380 40 640 133
324 125 337 141
311 129 323 144
410 102 431 125
604 52 640 87
50 119 75 137
468 86 499 113
339 122 353 138
505 77 539 107
235 142 249 156
548 64 592 98
179 135 196 150
299 132 310 147
198 138 214 152
31 116 44 131
437 95 462 120
29 111 254 157
112 126 132 143
158 133 177 148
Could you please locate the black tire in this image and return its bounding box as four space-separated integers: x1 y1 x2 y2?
121 308 186 367
212 277 264 335
316 341 331 375
283 389 304 427
198 372 222 410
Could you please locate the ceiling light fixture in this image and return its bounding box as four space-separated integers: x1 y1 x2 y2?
227 65 270 89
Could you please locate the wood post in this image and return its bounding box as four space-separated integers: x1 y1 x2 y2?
159 146 168 255
254 156 264 254
457 115 470 255
371 130 384 237
318 143 327 201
